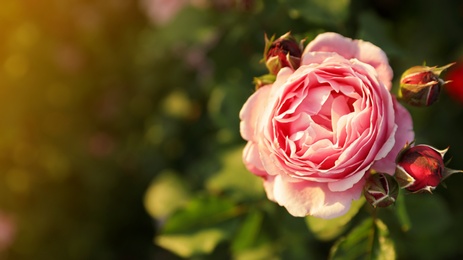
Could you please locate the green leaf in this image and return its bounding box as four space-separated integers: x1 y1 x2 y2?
306 198 365 241
231 209 264 252
231 209 279 260
395 190 411 232
233 243 279 260
161 195 240 234
144 170 190 219
155 195 242 257
206 146 264 201
330 218 395 260
371 220 396 260
156 228 228 258
286 0 350 26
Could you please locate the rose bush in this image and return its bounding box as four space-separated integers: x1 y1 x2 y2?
240 32 414 219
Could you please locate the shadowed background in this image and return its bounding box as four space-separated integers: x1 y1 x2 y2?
1 0 463 259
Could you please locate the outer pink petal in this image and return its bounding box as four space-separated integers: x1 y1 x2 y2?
240 67 294 142
239 85 271 141
272 175 366 219
242 142 266 176
244 142 277 202
372 96 414 174
262 175 276 201
303 32 393 90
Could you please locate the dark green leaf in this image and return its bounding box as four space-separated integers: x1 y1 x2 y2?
330 218 395 260
230 209 279 260
395 190 411 232
161 195 240 234
231 209 264 252
156 195 242 257
156 228 229 258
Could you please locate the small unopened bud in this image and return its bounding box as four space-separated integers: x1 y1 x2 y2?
363 173 399 208
398 63 454 106
264 32 303 75
394 143 463 193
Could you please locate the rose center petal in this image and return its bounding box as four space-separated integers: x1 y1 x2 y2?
274 71 373 172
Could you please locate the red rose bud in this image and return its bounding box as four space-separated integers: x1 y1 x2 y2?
363 173 399 208
264 32 303 75
445 61 463 104
399 63 454 106
395 144 449 193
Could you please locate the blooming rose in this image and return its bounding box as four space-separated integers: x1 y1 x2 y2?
240 32 414 219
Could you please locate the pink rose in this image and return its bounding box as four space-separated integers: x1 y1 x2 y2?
240 32 414 219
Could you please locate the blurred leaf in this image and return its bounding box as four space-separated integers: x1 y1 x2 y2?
395 190 411 232
232 209 264 252
234 243 279 260
373 220 396 260
156 228 228 258
156 195 242 257
286 0 350 26
161 195 240 233
144 170 190 219
306 198 365 241
279 213 320 260
206 146 264 201
330 218 395 260
231 209 282 260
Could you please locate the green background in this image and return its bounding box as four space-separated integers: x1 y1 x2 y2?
1 0 463 259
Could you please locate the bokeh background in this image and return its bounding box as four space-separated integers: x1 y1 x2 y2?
1 0 463 259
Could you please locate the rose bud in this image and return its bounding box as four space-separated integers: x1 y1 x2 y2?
264 32 303 75
363 173 399 208
445 61 463 104
398 63 454 106
395 144 452 193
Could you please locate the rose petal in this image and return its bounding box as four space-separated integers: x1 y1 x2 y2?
327 167 369 192
262 175 276 201
243 142 266 176
239 85 272 141
272 175 366 218
303 32 393 90
372 97 415 174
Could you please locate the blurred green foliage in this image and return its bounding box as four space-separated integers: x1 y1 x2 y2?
1 0 463 259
